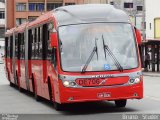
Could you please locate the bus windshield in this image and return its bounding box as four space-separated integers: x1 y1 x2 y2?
58 23 138 72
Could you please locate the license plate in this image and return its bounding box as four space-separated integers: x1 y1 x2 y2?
103 92 111 97
97 92 111 98
76 78 107 86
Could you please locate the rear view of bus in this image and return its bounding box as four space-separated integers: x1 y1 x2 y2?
53 4 143 109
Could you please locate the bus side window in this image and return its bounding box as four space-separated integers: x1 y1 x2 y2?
47 30 52 60
52 48 57 68
38 27 41 59
20 33 22 59
17 33 21 59
8 37 10 58
10 36 13 59
5 37 8 58
23 33 25 59
20 33 25 59
32 28 37 59
47 23 57 68
28 29 32 60
31 29 34 59
42 24 48 60
34 27 39 59
15 34 18 58
40 26 43 59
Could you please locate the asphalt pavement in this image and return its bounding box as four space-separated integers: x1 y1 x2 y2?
0 63 160 119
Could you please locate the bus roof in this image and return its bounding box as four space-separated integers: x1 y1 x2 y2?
54 4 130 26
5 12 54 36
5 4 130 37
5 22 29 36
15 22 29 33
5 27 16 36
28 11 54 28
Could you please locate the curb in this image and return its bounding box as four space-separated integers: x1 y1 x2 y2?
143 73 160 77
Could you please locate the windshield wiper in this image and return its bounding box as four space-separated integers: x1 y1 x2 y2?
102 35 123 72
81 38 98 73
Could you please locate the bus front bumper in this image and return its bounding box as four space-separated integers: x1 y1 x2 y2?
57 81 143 104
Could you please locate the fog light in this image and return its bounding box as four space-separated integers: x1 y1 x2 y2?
63 81 70 87
70 82 76 86
129 79 135 84
135 78 140 83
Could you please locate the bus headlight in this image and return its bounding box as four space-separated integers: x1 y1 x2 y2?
63 81 70 87
135 78 140 83
63 81 77 87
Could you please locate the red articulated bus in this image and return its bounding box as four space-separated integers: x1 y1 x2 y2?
4 4 143 110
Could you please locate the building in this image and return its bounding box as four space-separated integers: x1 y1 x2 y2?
108 0 145 38
0 1 5 39
6 0 109 29
6 0 82 29
84 0 108 4
140 0 160 72
0 1 5 50
146 0 160 39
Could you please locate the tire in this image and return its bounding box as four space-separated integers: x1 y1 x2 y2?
19 86 23 93
48 79 53 102
115 99 127 108
34 90 41 101
16 74 22 92
31 75 41 101
15 72 18 86
10 82 14 87
34 81 41 101
54 102 63 111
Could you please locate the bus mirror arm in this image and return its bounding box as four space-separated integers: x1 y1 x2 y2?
50 32 58 47
134 27 142 45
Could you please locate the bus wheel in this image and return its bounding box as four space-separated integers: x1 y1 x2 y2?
34 90 41 101
32 76 41 101
34 85 41 101
10 82 14 87
19 87 23 92
18 83 23 93
15 74 22 92
48 78 53 102
15 72 18 86
54 102 63 111
115 99 127 108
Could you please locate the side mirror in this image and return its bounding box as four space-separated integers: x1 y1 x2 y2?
135 27 142 45
50 32 58 47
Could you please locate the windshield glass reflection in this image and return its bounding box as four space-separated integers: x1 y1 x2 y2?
59 23 138 72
